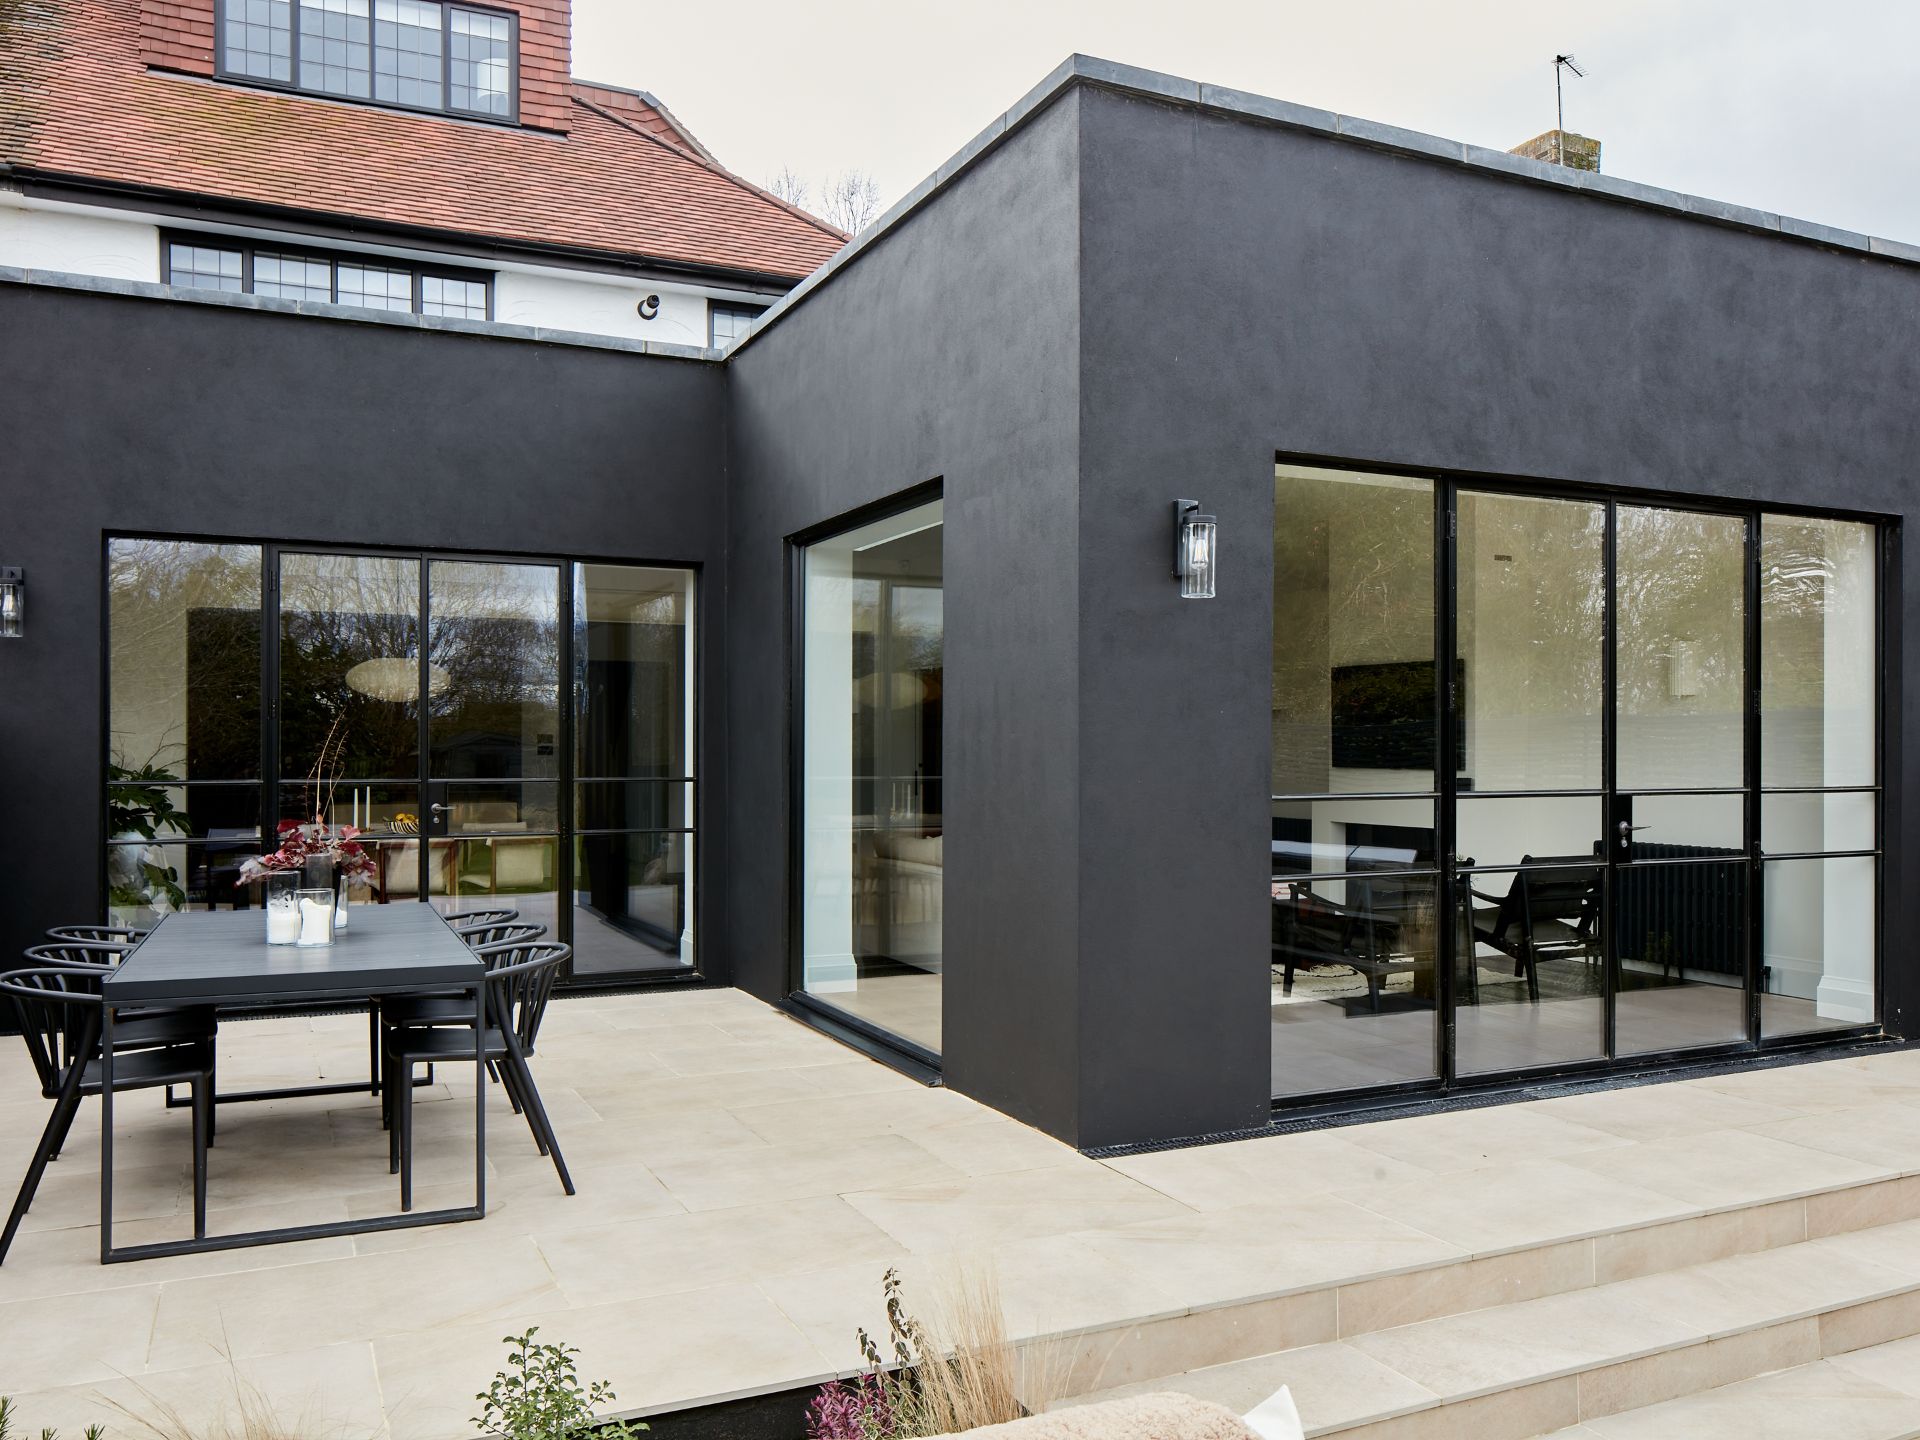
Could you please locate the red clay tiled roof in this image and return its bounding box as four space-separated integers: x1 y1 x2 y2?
0 0 847 280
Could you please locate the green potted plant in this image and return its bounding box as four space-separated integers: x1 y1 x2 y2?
107 759 191 919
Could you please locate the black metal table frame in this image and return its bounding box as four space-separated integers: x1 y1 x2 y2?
98 977 486 1264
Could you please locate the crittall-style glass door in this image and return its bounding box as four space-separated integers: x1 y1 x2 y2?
1271 462 1881 1102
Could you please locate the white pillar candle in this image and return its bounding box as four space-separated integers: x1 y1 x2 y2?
297 896 333 947
335 890 350 929
266 899 300 945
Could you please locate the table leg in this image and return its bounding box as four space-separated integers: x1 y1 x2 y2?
473 979 486 1216
99 1003 115 1264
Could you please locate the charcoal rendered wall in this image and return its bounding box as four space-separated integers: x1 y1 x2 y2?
727 94 1086 1139
1073 83 1920 1134
0 284 729 985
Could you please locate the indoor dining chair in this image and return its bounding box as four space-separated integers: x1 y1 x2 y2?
0 968 213 1263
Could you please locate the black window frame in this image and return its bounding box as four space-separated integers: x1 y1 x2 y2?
708 301 768 349
213 0 521 125
161 231 494 321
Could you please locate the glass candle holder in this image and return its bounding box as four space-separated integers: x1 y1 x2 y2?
295 889 337 948
264 872 301 946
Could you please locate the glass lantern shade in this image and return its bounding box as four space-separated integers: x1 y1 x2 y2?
1177 511 1217 600
0 568 21 638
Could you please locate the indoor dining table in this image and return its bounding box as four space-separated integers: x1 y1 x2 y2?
97 904 486 1263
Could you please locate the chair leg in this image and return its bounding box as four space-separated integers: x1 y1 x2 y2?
496 1063 546 1155
389 1056 404 1174
191 1077 209 1241
503 1049 573 1197
1 1081 85 1264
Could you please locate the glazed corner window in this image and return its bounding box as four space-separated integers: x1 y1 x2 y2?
708 302 767 349
219 0 516 121
165 239 491 321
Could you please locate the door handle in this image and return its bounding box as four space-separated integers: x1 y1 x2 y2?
429 803 453 816
1617 820 1650 849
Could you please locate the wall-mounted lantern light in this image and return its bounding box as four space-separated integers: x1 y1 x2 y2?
1173 500 1217 600
0 568 21 639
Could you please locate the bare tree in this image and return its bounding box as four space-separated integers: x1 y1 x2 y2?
820 169 883 235
766 165 811 211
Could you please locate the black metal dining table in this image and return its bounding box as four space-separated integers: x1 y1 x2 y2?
98 905 486 1264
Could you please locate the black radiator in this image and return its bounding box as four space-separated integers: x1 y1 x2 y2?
1611 843 1748 980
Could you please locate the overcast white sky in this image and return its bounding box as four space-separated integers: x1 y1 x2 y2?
571 0 1920 243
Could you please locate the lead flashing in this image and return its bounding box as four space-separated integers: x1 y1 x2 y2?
731 54 1919 361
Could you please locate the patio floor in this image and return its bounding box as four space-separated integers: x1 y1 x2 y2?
3 988 1919 1440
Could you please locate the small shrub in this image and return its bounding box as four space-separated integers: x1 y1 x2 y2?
806 1268 1026 1439
473 1328 647 1440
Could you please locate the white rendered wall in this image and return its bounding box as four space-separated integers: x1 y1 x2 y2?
492 268 714 346
0 195 160 282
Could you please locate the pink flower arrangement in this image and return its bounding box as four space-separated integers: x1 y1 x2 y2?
239 819 377 885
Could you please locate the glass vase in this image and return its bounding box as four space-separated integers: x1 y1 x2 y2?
295 889 337 948
264 872 301 945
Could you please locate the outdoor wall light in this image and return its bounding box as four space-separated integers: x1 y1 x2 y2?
1173 500 1217 599
0 568 21 639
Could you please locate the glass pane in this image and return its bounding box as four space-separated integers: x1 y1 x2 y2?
299 0 372 97
427 560 560 783
337 264 414 313
253 252 332 303
107 841 260 926
572 833 690 974
575 780 692 834
449 6 512 115
1270 798 1435 876
110 785 262 844
1762 857 1875 1036
223 0 291 81
801 500 944 1055
1273 465 1436 795
1456 862 1606 1074
1626 792 1744 854
167 243 246 293
1272 873 1440 1095
431 781 558 834
1762 516 1876 789
427 838 558 938
574 565 697 974
109 540 262 786
279 552 422 804
1762 790 1876 856
373 0 444 107
1455 795 1601 870
1614 860 1749 1054
1458 491 1605 791
1616 506 1747 790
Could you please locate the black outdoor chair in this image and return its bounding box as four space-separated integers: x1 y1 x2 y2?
0 968 213 1264
384 941 574 1210
46 925 150 946
24 942 222 1147
443 908 521 932
1466 858 1603 1003
370 922 546 1097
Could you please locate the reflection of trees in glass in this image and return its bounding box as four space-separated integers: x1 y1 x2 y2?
1616 508 1746 714
429 564 561 781
108 540 261 779
280 555 422 782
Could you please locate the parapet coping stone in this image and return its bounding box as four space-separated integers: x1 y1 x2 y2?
731 53 1917 357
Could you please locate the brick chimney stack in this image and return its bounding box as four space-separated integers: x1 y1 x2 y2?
1509 130 1602 173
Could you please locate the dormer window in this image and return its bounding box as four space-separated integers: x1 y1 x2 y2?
218 1 516 121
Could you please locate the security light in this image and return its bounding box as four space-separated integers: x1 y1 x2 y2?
1173 501 1217 600
0 568 21 638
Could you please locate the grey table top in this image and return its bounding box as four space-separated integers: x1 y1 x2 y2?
105 904 483 1006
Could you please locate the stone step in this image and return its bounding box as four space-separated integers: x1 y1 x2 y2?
1055 1216 1920 1440
1538 1334 1920 1438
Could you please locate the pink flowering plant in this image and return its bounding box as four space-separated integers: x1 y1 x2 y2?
238 818 376 886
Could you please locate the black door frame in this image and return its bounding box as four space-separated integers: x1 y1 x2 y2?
1273 454 1889 1113
100 532 704 989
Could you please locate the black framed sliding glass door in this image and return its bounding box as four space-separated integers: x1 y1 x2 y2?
1270 462 1883 1104
105 538 697 982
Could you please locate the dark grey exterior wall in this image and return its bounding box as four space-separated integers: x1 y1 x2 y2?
1072 83 1920 1138
727 94 1086 1139
0 283 730 986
